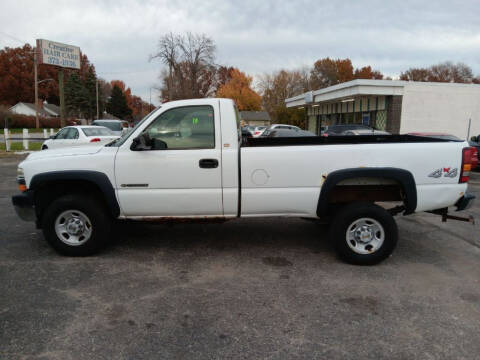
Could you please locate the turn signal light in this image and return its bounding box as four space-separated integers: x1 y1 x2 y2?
90 138 101 142
18 184 27 192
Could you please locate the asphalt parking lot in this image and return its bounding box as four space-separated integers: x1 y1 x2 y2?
1 154 479 360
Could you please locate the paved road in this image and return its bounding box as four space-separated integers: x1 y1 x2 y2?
1 155 479 360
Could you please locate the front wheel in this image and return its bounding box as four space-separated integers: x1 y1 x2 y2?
42 194 111 256
329 202 398 265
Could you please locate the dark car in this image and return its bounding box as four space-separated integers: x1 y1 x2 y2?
469 136 480 169
262 128 316 137
322 124 375 136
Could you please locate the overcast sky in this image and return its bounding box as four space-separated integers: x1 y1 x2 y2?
1 0 479 104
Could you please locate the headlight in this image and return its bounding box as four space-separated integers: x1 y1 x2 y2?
17 167 26 191
17 167 24 180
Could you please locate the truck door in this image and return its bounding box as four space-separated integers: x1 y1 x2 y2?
114 102 223 217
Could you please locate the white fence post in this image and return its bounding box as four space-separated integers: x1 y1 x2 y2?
50 128 54 137
43 129 48 139
23 128 29 150
4 128 10 151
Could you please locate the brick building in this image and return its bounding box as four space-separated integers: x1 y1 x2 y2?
285 79 480 139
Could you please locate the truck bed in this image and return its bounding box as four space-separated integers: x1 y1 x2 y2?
245 134 461 147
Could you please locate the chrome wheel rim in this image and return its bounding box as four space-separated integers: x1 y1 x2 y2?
346 217 384 255
55 210 92 246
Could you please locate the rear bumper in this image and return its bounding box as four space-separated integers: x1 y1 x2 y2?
11 191 36 222
455 192 475 211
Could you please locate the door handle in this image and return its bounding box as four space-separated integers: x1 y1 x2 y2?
199 159 219 168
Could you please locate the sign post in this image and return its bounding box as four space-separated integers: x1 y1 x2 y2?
36 39 81 128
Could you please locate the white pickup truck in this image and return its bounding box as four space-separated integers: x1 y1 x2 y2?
12 98 477 264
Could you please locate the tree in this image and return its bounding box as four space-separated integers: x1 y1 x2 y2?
217 69 261 111
151 32 217 101
65 72 89 118
354 66 384 80
258 69 310 124
106 85 132 119
310 58 384 89
400 61 476 83
0 44 96 106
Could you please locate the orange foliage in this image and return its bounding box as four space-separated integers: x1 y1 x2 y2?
217 69 261 111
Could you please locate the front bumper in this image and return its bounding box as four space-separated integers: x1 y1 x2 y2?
455 192 475 211
12 191 36 222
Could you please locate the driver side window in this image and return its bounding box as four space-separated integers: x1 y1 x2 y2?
55 128 69 139
143 105 215 150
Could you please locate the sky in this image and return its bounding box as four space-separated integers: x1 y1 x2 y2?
1 0 480 105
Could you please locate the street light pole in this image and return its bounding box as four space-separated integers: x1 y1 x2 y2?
96 79 99 120
34 51 39 129
149 87 152 112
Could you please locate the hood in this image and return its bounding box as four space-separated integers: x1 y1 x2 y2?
25 145 104 161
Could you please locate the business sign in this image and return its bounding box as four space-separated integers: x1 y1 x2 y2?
36 39 81 69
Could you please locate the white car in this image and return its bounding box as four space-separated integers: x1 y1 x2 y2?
267 124 301 131
41 126 120 150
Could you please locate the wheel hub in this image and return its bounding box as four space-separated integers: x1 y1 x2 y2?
66 218 85 235
354 226 374 244
55 210 92 246
346 217 385 255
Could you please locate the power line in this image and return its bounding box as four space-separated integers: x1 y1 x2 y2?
0 30 28 45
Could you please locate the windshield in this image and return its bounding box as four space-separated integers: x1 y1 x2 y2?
94 121 122 131
106 108 161 147
82 127 114 137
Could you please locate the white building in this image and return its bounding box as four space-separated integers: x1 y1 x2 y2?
9 101 60 117
285 80 480 140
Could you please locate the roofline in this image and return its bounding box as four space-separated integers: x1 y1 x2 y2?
285 79 480 107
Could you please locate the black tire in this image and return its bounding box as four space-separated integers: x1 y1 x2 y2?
41 145 48 150
329 202 398 265
42 194 111 256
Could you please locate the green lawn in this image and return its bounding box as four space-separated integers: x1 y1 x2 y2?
6 128 58 134
0 142 43 151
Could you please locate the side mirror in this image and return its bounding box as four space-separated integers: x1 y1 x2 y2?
471 136 478 142
130 133 168 151
130 133 153 151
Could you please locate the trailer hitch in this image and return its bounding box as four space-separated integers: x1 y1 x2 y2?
427 208 475 225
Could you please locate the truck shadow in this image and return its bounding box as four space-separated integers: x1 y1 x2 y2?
108 217 331 256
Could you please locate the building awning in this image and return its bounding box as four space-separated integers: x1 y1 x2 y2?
285 79 406 108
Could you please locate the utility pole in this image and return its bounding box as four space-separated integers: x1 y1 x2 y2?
34 51 39 129
149 87 152 112
96 79 99 120
58 69 65 127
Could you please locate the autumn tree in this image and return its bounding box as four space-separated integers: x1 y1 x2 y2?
257 69 309 127
151 32 217 101
400 61 477 83
0 44 97 108
217 69 261 111
354 66 384 80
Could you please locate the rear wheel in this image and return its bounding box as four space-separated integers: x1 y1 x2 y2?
329 202 398 265
42 194 111 256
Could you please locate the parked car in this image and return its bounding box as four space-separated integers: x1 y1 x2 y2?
267 124 301 131
322 124 375 136
343 129 390 135
41 126 119 150
13 98 477 265
262 128 316 137
91 119 130 136
252 126 267 137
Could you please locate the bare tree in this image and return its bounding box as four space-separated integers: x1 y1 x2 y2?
151 32 217 102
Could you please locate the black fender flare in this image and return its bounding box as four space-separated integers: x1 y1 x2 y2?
29 170 120 218
317 167 417 216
